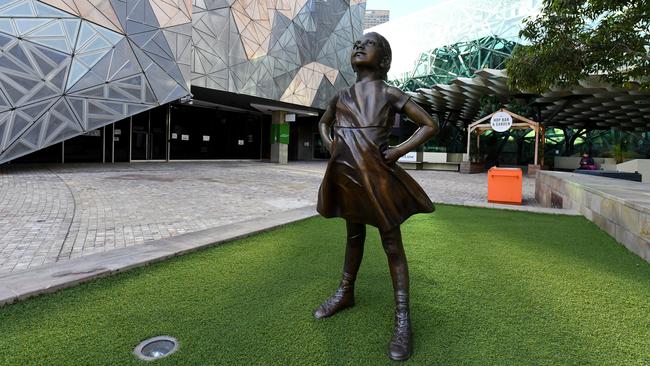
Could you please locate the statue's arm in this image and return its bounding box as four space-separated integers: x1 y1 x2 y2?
318 96 338 153
384 100 439 163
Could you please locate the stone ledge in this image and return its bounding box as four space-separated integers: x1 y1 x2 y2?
537 171 650 213
536 171 650 263
0 206 318 307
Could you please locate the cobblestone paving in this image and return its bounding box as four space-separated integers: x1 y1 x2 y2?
0 161 536 275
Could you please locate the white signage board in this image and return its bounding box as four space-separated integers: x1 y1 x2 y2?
490 111 513 132
238 140 244 145
181 134 189 141
285 113 296 122
171 133 178 139
398 151 418 163
203 135 210 142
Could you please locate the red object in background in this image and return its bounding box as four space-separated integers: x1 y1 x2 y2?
487 167 522 205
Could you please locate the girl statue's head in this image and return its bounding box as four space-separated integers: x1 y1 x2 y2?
351 32 392 80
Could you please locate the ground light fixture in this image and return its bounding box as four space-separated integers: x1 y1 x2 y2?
133 336 179 361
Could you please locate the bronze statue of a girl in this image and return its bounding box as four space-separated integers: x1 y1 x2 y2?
315 32 439 361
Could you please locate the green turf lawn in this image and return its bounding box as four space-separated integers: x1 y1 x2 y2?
1 205 650 365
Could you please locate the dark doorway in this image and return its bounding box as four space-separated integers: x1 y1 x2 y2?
131 109 167 160
113 119 130 162
63 129 104 162
288 122 299 161
313 133 330 160
169 105 264 160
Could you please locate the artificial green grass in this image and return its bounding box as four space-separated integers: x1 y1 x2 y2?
1 205 650 365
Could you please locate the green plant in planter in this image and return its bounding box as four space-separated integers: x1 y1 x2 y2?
611 144 639 164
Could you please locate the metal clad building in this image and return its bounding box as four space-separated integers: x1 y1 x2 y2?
0 0 366 164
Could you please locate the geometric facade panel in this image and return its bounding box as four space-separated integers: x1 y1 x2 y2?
66 20 123 90
191 0 364 109
280 61 338 106
0 0 363 163
0 0 192 163
149 0 192 28
0 38 70 107
40 0 125 33
5 97 83 159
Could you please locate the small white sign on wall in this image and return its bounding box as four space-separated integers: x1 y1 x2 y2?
203 135 210 142
114 129 121 135
181 134 189 141
171 133 178 139
398 151 418 163
238 140 244 145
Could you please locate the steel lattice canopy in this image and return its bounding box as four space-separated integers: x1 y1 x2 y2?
409 69 650 131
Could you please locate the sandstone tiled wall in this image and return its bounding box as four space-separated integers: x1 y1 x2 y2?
536 171 650 262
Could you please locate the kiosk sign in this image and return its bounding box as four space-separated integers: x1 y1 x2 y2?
398 151 418 163
490 112 513 132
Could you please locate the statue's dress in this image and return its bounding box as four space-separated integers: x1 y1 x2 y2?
317 80 434 231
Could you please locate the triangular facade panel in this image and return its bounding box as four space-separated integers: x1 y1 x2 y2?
0 97 58 153
0 38 70 106
8 97 83 151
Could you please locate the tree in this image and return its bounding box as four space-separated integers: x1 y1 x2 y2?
507 0 650 92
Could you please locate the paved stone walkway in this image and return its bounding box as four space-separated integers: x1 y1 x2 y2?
0 161 539 275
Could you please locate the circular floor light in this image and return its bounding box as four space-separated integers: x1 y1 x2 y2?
133 336 179 361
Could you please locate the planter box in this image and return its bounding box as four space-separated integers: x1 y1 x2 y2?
460 161 485 174
527 164 548 177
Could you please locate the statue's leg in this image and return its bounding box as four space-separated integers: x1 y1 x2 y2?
380 226 412 361
313 221 365 319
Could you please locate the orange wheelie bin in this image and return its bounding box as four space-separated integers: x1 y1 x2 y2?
487 167 522 205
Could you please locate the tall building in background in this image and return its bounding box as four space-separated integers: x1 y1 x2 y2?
364 9 389 29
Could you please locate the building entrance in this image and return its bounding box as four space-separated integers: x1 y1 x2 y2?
169 104 265 160
131 109 168 161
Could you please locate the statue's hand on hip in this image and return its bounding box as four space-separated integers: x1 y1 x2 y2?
382 148 402 164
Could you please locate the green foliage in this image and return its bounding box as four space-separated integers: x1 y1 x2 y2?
2 207 650 365
507 0 650 91
610 143 639 163
589 130 647 161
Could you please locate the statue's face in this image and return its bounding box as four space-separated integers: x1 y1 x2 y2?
351 34 382 70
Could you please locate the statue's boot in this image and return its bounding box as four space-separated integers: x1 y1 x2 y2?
387 290 412 361
313 273 355 319
314 222 365 319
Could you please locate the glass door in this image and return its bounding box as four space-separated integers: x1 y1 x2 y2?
131 109 168 161
131 112 149 160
